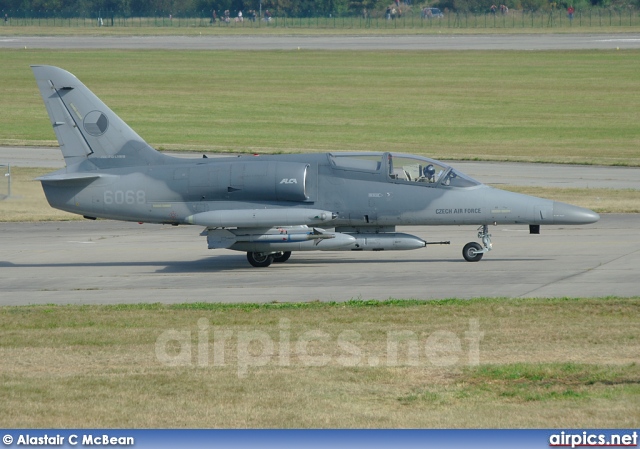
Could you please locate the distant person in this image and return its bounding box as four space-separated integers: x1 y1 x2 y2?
386 6 391 19
567 5 575 21
4 14 8 24
490 4 497 14
237 10 243 22
264 9 271 21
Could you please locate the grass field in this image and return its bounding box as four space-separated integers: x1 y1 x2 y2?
0 298 638 427
2 49 639 166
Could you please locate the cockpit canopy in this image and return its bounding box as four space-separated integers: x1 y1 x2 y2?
328 152 481 188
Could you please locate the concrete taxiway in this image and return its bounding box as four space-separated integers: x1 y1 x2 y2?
0 215 637 305
2 146 640 190
2 34 640 51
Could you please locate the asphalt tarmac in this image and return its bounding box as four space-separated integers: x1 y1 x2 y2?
2 34 640 51
0 213 637 305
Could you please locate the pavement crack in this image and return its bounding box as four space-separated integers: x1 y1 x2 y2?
519 246 640 298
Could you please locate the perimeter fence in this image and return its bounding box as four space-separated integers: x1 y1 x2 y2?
1 8 639 29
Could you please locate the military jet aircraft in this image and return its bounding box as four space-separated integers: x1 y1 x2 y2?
32 65 599 267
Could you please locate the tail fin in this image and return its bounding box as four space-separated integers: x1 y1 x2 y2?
31 65 167 168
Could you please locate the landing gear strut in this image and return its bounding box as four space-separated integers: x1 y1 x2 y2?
462 224 492 262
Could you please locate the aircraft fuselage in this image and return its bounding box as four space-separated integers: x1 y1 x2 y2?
42 152 595 229
32 65 599 266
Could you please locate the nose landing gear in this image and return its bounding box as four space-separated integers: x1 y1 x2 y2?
463 224 492 262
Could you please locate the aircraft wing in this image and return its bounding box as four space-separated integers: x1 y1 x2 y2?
185 208 337 228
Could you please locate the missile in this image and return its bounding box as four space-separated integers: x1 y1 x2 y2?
207 229 426 253
207 227 356 251
337 233 427 251
235 227 336 243
186 208 337 228
229 232 356 252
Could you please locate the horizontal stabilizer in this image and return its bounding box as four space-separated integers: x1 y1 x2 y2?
186 208 337 228
36 173 117 183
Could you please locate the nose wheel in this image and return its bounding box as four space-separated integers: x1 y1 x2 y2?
462 225 492 262
463 242 483 262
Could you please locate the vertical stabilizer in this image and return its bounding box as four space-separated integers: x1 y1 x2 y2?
31 65 167 168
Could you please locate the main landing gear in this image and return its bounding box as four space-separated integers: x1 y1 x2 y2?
272 251 292 263
246 251 292 267
462 224 492 262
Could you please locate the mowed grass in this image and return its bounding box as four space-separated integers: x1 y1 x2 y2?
0 298 638 427
0 167 79 221
2 49 639 165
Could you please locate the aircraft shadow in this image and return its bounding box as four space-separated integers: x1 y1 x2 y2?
0 258 245 273
0 256 552 274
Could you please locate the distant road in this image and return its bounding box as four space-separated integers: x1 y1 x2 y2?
2 146 639 190
1 34 640 50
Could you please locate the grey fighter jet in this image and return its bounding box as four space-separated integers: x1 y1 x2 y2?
32 65 599 267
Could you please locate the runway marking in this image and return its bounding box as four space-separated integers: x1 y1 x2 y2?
67 241 96 244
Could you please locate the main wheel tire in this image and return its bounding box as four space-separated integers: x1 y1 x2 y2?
272 251 292 263
246 252 274 267
463 242 484 262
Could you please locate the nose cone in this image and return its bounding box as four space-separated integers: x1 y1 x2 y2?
552 201 600 225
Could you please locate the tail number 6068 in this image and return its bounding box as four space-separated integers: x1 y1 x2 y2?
104 190 146 205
